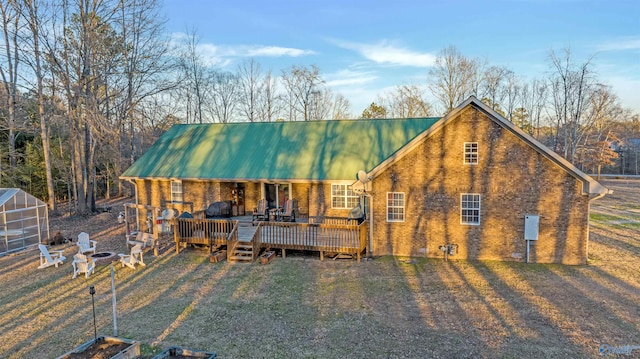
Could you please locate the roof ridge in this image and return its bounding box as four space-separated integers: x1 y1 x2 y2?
174 117 441 126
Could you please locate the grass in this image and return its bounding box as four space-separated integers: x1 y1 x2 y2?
589 213 622 222
0 179 639 358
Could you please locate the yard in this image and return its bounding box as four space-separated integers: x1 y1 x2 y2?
0 179 638 358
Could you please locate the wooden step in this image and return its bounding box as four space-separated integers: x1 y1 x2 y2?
233 249 253 255
229 255 253 261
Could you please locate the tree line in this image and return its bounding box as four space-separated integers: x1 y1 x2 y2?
0 0 637 215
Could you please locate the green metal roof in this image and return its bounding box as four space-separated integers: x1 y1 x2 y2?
121 118 440 181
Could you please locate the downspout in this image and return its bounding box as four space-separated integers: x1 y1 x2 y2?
126 178 139 231
125 178 139 204
363 191 373 258
369 193 373 258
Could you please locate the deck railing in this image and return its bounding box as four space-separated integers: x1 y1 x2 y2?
173 217 368 262
173 218 237 254
225 221 239 260
254 220 368 261
308 216 361 225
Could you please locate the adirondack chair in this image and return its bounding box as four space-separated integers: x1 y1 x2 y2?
72 251 95 279
118 243 145 269
277 199 296 222
77 232 97 255
252 199 268 224
126 231 154 249
38 244 66 269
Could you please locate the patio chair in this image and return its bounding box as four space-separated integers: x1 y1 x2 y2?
77 232 97 255
126 231 153 249
72 251 95 279
252 199 268 224
277 199 296 222
37 244 66 269
118 243 145 269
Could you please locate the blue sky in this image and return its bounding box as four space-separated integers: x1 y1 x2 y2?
161 0 640 115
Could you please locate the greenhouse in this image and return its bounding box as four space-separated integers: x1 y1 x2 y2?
0 188 50 255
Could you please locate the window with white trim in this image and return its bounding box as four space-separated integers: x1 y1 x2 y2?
460 194 480 225
331 184 359 209
464 142 479 164
387 192 405 222
171 180 183 203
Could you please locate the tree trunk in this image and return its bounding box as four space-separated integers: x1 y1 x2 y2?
26 0 57 211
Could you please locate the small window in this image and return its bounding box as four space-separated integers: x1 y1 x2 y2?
464 142 478 164
171 180 183 203
460 194 480 225
387 192 405 222
331 184 359 209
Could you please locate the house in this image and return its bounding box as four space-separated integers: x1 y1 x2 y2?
120 97 609 264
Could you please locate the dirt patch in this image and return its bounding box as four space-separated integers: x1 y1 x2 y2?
62 341 129 359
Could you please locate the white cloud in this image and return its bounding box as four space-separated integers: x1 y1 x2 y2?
334 40 436 67
324 69 378 87
170 32 314 67
246 46 314 57
596 37 640 52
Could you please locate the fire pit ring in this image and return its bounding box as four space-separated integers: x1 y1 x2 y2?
89 252 117 266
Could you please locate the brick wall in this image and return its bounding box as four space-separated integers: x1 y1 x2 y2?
134 180 312 217
308 183 357 218
370 107 590 264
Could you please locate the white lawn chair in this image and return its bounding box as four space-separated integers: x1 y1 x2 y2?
72 251 95 279
118 243 145 269
126 231 153 249
77 232 97 255
38 244 66 269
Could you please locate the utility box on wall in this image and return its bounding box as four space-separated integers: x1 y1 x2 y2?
524 215 540 241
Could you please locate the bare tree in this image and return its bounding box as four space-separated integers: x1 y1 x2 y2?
548 48 594 162
178 28 207 124
0 0 22 170
257 69 281 122
237 58 263 122
379 84 431 118
331 93 351 119
503 71 522 122
481 65 510 111
21 0 57 209
428 46 480 114
281 64 324 121
206 70 239 123
520 78 547 139
114 0 173 196
577 84 622 175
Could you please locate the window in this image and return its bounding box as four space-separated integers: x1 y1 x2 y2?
331 184 359 209
387 192 405 222
464 142 478 164
171 180 183 203
460 194 481 225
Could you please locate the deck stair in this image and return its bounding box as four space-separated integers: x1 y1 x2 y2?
229 220 257 262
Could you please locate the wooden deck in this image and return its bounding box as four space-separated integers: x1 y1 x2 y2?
172 216 367 262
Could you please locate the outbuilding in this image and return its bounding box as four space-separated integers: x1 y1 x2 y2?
0 188 50 255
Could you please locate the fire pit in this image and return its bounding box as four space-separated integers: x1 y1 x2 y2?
89 252 117 266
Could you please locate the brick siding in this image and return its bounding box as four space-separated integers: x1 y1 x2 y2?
370 107 590 264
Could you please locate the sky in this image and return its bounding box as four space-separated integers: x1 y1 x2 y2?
161 0 640 116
